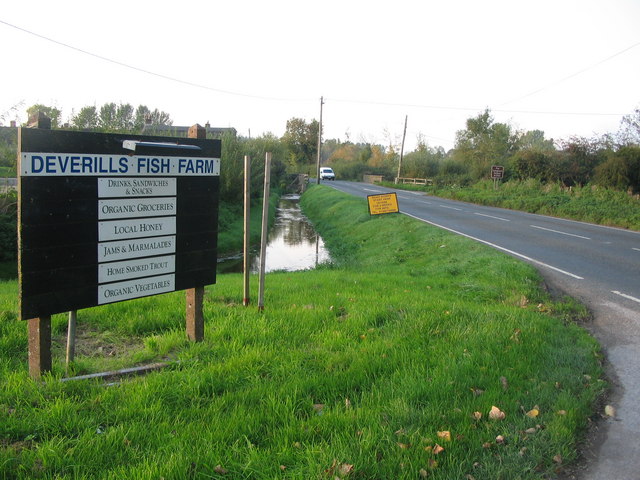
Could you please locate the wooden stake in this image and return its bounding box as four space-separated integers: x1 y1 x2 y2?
65 310 77 373
186 124 206 341
28 317 51 378
186 287 204 341
258 153 271 311
243 155 251 306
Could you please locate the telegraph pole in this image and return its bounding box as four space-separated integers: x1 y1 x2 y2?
316 96 324 184
396 115 408 183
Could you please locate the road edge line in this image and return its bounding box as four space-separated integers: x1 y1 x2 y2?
404 212 584 280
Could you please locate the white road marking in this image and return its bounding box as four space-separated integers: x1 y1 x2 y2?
363 188 384 193
612 291 640 304
474 212 510 222
633 248 640 252
530 225 591 240
405 213 584 280
421 201 433 205
440 205 462 211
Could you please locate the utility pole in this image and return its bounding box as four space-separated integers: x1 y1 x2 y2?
396 115 408 184
316 96 324 185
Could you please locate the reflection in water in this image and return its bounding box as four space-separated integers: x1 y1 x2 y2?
251 194 331 273
217 194 331 273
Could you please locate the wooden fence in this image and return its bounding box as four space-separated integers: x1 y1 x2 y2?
395 177 433 185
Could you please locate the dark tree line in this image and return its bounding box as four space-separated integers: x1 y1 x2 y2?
2 104 640 195
21 102 173 132
398 108 640 193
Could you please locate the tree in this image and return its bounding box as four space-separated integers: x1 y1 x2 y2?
556 136 607 186
281 118 318 170
439 158 471 186
323 141 392 181
219 131 244 203
70 103 170 132
0 128 17 169
402 141 445 179
133 105 172 131
511 150 553 181
367 145 387 169
618 108 640 146
146 108 172 127
134 105 151 131
71 106 98 130
595 146 640 193
0 102 22 127
98 102 118 131
26 104 62 128
453 109 519 179
115 103 135 131
519 130 555 152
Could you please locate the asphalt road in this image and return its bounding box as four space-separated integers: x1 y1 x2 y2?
322 179 640 479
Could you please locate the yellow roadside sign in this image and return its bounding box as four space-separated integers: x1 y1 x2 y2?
367 192 399 215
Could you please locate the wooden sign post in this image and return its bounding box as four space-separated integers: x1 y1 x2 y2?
28 316 51 378
23 116 53 378
186 124 206 341
491 165 504 190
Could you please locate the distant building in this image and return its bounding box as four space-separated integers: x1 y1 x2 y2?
142 120 236 139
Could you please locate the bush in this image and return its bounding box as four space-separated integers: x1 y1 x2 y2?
0 191 17 261
595 146 640 193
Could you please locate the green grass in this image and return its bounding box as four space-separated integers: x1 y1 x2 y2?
0 186 604 479
217 193 279 258
385 179 640 231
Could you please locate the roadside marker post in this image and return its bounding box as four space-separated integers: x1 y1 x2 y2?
491 165 504 190
258 153 271 311
243 155 251 306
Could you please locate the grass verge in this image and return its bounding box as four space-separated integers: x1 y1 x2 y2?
0 186 604 479
385 179 640 231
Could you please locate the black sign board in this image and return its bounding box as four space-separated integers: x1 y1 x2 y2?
18 128 221 320
491 165 504 179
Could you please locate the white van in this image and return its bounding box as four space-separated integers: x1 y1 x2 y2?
320 167 335 180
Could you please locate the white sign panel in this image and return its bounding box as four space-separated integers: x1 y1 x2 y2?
98 217 176 242
98 274 175 304
98 255 175 283
21 153 220 177
98 197 177 220
98 178 177 198
98 235 176 262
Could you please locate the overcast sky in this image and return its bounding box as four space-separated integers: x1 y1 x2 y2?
1 0 639 151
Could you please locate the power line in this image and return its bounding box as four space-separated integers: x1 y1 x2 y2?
0 18 311 103
497 39 640 107
329 96 628 116
1 18 634 118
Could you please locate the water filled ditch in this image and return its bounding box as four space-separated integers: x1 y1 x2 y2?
217 194 331 273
